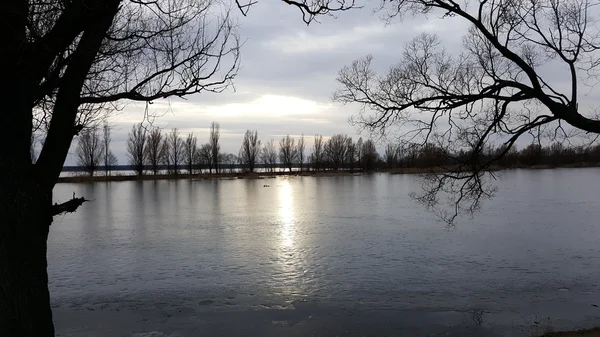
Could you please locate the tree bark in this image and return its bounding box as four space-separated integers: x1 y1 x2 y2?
0 166 55 337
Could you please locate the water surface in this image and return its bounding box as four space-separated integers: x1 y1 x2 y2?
50 169 600 336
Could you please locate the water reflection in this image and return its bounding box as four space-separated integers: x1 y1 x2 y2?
49 170 600 327
278 179 295 248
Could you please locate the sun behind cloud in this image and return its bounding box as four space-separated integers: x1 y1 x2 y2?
200 94 334 117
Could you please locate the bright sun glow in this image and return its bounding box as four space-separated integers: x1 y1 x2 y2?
202 94 331 117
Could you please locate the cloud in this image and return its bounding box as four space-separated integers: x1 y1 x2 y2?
262 23 396 54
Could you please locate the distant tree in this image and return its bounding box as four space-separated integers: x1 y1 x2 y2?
145 128 163 175
184 133 198 174
210 122 221 173
297 134 305 172
76 126 103 176
325 134 348 170
126 123 147 176
361 139 379 171
199 143 213 173
102 123 117 176
345 137 356 170
239 130 261 172
223 153 238 173
385 144 399 169
279 135 298 172
261 139 278 172
160 138 171 174
312 134 324 171
167 128 184 174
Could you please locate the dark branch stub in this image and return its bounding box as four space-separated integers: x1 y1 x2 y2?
52 197 88 217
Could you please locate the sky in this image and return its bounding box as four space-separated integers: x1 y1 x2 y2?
62 0 599 165
59 0 473 165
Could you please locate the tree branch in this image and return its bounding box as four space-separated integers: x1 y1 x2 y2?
52 196 88 216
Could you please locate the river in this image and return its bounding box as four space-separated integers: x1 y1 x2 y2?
49 169 600 337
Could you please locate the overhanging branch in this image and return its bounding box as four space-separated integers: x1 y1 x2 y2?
52 196 88 216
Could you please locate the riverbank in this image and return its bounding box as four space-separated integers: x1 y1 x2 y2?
57 170 363 183
58 163 600 183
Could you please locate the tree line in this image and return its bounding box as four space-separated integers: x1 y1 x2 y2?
76 123 600 177
74 122 384 176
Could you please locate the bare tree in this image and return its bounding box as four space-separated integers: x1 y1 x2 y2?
167 128 184 174
239 130 261 173
297 134 306 172
345 137 356 170
279 135 298 172
126 124 147 176
312 134 324 171
210 122 221 173
327 0 600 222
385 144 399 169
102 123 117 176
145 128 163 175
199 143 213 173
223 153 238 173
1 0 240 330
75 126 103 176
160 138 171 175
261 139 278 172
361 139 379 171
324 134 348 170
184 133 198 174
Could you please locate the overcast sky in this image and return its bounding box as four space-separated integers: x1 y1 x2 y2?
62 1 598 165
57 1 469 165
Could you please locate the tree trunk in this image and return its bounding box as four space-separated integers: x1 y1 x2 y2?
0 173 55 337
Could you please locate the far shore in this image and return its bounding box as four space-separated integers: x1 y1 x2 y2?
57 169 365 183
57 163 600 184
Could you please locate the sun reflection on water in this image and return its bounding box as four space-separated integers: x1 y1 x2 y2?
278 179 295 248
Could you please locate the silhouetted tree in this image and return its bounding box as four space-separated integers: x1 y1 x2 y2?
261 139 278 172
199 143 213 173
145 128 163 175
312 134 324 171
279 135 297 172
361 139 379 171
167 128 184 174
239 130 260 172
76 126 103 176
126 124 147 176
385 144 399 169
1 0 240 330
210 122 221 173
184 133 198 174
325 134 347 170
297 134 305 172
223 153 238 173
160 138 171 174
345 137 355 170
328 0 600 222
102 123 117 176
